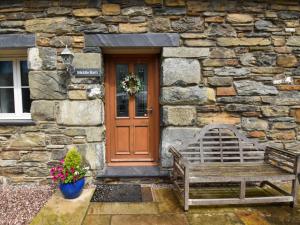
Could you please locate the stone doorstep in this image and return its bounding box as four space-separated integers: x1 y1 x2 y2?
29 188 95 225
98 166 170 178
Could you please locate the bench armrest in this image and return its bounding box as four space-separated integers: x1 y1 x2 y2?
169 146 189 169
265 146 300 174
266 146 300 157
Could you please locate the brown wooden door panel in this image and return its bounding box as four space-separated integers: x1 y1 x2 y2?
105 55 159 166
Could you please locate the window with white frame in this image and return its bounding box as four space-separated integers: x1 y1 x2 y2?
0 58 31 119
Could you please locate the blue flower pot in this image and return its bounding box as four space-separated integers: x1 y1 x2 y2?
59 177 85 199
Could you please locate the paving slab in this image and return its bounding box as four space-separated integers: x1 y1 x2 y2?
187 212 244 225
82 215 111 225
110 214 188 225
30 188 94 225
187 183 300 225
152 188 182 213
88 202 159 215
236 211 270 225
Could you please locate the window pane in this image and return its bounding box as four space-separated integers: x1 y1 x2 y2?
22 88 31 113
135 64 147 117
0 61 13 86
116 64 129 117
20 61 29 86
0 88 15 113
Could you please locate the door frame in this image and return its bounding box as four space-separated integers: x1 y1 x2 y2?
104 54 160 166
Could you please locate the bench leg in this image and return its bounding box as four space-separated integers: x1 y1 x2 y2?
291 178 299 207
240 181 246 199
184 167 189 211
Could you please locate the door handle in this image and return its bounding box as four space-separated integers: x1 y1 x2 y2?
146 107 153 114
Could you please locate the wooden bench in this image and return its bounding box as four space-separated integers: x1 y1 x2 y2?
169 124 300 211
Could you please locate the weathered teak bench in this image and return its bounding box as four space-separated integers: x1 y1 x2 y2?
169 124 300 211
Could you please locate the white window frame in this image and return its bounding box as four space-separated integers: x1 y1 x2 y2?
0 57 31 120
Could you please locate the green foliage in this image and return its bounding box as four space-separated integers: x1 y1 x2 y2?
64 147 82 169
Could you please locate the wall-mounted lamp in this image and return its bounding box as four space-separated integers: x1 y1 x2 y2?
61 45 75 75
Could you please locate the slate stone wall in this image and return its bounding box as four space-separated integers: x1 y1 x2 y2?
0 0 300 184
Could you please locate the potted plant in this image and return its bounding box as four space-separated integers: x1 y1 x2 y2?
50 147 88 199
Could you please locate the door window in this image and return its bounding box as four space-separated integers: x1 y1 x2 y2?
116 64 129 117
135 64 148 117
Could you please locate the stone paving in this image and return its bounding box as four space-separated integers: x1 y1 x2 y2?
30 188 94 225
30 184 300 225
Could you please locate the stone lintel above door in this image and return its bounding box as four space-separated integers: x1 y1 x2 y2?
85 33 180 47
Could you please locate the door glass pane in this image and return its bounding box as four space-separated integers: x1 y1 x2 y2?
116 64 129 117
0 61 13 86
22 88 31 113
135 64 147 117
0 88 15 113
20 60 29 86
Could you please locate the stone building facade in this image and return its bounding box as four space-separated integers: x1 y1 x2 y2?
0 0 300 184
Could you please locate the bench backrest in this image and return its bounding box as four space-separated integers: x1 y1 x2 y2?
181 124 265 164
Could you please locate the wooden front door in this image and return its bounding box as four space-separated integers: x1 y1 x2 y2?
105 55 159 166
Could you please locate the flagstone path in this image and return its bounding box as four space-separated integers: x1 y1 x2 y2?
29 184 300 225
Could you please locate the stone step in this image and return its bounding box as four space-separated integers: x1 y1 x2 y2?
97 166 170 178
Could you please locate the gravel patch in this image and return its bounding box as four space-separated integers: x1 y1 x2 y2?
0 185 54 225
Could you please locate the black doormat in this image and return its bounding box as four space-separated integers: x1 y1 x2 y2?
91 184 142 202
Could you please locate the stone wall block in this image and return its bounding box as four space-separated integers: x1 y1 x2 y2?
73 8 101 17
76 143 104 171
73 53 102 72
150 17 171 32
162 106 196 126
207 77 233 86
21 152 50 162
197 112 241 126
85 127 105 142
241 117 268 131
262 92 300 105
210 47 236 59
25 17 76 34
56 100 103 126
31 100 56 121
47 7 72 16
102 4 121 16
161 127 201 167
277 55 298 67
29 71 67 100
234 80 278 95
207 24 237 37
68 90 87 100
8 133 46 148
287 36 300 46
28 47 57 70
161 86 215 105
27 48 42 71
171 17 204 32
214 67 250 77
162 58 201 86
217 38 271 46
226 13 253 23
119 22 148 33
86 143 104 171
261 106 290 117
121 6 152 16
162 47 209 58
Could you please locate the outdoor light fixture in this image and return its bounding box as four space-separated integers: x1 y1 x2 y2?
61 45 75 74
